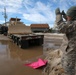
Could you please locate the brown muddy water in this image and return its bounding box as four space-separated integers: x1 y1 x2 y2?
0 40 44 75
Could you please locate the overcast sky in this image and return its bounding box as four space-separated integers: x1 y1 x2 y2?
0 0 76 27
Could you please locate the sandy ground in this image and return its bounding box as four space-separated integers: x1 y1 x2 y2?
0 34 11 41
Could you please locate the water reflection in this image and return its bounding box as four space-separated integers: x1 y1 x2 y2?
0 41 44 75
0 41 9 59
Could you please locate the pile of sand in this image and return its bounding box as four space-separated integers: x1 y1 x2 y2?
43 49 66 75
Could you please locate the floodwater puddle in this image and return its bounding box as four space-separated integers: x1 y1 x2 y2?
0 41 44 75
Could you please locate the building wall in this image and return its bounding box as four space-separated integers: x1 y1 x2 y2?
31 28 49 32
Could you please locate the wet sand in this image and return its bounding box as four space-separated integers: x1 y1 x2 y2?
0 40 44 75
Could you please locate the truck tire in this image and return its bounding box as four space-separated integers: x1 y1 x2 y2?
16 38 20 45
18 40 29 49
38 38 43 45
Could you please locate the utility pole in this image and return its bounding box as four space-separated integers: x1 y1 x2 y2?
2 7 7 26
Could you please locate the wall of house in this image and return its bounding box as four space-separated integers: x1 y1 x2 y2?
31 28 49 32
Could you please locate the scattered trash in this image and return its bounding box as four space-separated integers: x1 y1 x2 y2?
24 58 47 69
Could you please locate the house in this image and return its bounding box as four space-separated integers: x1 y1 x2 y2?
2 22 10 26
9 18 21 21
30 24 49 33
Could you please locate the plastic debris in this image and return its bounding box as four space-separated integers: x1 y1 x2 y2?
24 58 47 69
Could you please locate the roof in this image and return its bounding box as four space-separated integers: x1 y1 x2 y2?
30 24 49 28
9 18 21 21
